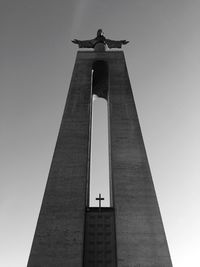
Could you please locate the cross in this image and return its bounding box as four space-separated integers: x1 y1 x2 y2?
96 193 104 208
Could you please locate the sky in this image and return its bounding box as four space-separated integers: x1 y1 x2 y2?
90 97 110 207
1 0 200 266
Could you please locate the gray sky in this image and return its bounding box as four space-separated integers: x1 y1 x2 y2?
1 0 200 266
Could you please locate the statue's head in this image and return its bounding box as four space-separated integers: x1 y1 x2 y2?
97 29 103 36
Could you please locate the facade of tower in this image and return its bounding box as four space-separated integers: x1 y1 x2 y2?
27 33 172 267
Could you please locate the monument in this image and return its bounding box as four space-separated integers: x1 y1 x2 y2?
27 30 172 266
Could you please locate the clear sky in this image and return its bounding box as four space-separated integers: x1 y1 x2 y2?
1 0 200 266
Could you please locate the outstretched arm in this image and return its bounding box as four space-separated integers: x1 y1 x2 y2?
72 39 94 48
106 39 129 48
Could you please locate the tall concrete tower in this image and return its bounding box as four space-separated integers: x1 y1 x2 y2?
27 30 172 267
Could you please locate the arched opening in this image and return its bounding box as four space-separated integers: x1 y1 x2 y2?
92 61 108 99
89 61 110 207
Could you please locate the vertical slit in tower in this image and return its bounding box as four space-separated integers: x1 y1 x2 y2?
89 61 110 207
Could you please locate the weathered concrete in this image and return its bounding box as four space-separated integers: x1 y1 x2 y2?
108 52 172 266
27 53 92 266
27 51 172 267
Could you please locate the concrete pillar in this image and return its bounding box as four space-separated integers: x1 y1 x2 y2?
27 52 92 266
109 52 172 266
27 51 172 267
